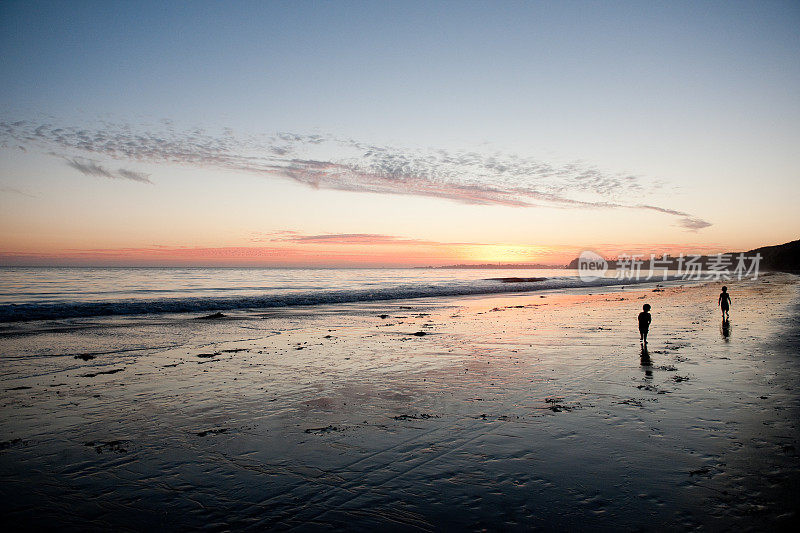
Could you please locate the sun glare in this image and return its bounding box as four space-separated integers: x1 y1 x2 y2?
462 245 545 264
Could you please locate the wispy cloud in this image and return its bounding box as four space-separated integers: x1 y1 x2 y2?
676 217 713 231
635 204 712 232
64 157 152 184
273 232 475 246
0 184 36 197
0 119 710 229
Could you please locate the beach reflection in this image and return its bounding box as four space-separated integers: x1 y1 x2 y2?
721 319 731 341
640 345 653 377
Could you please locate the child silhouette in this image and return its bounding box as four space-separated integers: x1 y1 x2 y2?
719 286 731 320
638 304 652 345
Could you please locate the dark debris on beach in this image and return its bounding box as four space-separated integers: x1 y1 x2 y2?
85 440 129 454
81 368 126 378
304 425 342 434
392 414 440 421
196 428 229 437
197 312 227 320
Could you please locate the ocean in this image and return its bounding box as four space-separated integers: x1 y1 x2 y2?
0 266 675 323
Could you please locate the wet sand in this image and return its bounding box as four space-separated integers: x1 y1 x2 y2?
1 274 799 531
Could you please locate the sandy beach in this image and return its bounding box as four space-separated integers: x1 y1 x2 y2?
1 273 798 531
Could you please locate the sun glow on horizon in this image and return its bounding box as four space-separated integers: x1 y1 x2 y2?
0 240 575 268
0 231 753 268
459 244 558 265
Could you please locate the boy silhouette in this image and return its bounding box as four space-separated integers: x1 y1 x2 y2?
638 304 652 345
719 286 731 320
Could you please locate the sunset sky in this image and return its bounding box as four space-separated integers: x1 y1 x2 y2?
1 1 798 266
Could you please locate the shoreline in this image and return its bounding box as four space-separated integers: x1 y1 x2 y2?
0 272 697 332
1 273 798 530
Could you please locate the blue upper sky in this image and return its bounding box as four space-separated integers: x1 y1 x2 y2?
3 1 797 141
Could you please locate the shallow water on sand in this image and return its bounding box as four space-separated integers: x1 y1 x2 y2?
1 274 798 530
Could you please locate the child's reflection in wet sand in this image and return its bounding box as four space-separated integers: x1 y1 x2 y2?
721 318 731 341
640 344 653 378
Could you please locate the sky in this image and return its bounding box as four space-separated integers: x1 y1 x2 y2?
1 0 798 266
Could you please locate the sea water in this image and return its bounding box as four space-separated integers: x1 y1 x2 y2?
0 266 675 322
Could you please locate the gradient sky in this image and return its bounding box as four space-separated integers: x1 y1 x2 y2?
1 0 798 266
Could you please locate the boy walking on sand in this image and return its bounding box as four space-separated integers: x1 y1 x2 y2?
719 286 731 320
638 304 652 345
